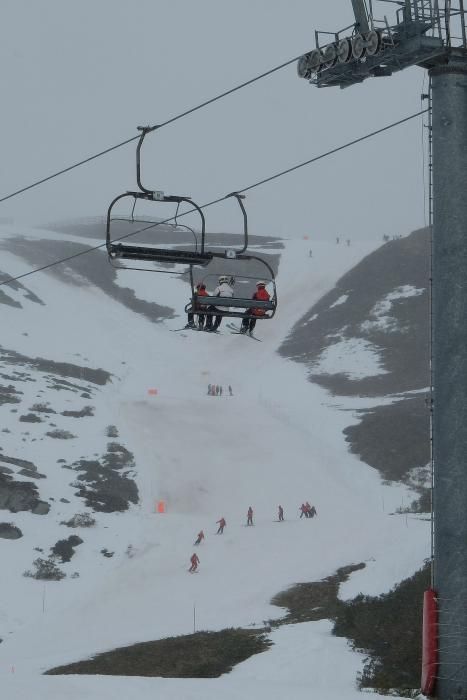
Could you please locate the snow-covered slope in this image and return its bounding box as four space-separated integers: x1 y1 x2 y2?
0 225 430 700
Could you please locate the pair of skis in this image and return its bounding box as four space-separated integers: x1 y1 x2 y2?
226 323 262 341
171 323 261 341
171 326 220 334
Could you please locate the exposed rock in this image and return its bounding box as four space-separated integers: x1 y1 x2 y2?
0 472 40 512
61 406 94 418
61 513 96 528
0 455 36 470
0 345 111 386
46 429 76 440
18 468 46 479
29 402 56 414
0 523 22 539
51 535 83 562
32 501 50 515
71 443 138 513
19 413 43 423
0 466 14 475
0 383 22 406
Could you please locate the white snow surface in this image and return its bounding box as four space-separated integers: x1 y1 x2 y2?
329 294 349 309
361 285 425 334
0 232 430 699
313 337 388 380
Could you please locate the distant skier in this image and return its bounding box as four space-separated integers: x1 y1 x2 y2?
205 275 234 332
219 385 223 396
240 281 271 336
247 506 254 526
189 553 200 573
228 385 233 396
309 505 317 518
216 517 226 534
278 505 284 522
305 501 312 518
194 530 205 545
207 384 212 395
215 384 220 396
299 503 307 519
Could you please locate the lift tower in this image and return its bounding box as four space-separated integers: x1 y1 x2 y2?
298 3 467 699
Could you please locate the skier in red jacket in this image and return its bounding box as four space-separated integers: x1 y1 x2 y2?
247 506 254 526
216 517 226 534
189 553 200 573
194 530 205 545
186 283 209 329
240 281 270 335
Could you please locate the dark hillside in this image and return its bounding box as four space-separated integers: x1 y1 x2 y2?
280 228 430 397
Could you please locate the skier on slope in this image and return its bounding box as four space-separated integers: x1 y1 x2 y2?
205 276 234 332
278 505 284 522
189 552 200 573
240 281 271 336
299 503 308 519
194 530 205 545
186 282 209 329
216 517 226 534
247 506 254 526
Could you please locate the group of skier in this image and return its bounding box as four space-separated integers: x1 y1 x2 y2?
207 384 233 397
186 275 271 336
299 502 317 518
188 502 317 572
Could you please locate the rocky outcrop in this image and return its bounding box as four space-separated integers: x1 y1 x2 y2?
0 523 22 539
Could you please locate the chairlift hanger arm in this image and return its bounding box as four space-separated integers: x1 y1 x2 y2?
136 126 156 195
225 192 248 254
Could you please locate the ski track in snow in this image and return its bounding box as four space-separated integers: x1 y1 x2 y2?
0 234 430 700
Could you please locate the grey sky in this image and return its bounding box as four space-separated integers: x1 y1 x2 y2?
0 1 426 242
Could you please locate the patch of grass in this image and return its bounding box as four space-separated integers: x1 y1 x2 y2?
24 557 65 580
45 628 272 678
270 563 366 626
270 561 430 696
333 563 430 694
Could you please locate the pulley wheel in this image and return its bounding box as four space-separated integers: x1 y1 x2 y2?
365 30 382 57
323 43 337 68
308 49 323 72
297 54 312 79
337 38 352 63
352 34 366 59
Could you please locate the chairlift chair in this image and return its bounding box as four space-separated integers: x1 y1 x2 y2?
184 192 277 322
106 126 213 268
186 261 277 322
